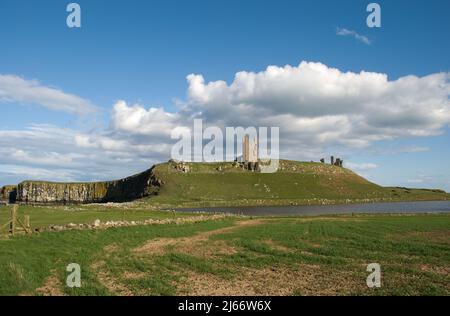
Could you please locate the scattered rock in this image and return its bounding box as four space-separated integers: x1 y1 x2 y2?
34 214 240 233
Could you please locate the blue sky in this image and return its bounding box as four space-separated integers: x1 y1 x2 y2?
0 0 449 190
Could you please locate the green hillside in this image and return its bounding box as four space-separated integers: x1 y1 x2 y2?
144 160 450 207
3 159 448 208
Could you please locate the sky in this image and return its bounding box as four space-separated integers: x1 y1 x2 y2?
0 0 449 191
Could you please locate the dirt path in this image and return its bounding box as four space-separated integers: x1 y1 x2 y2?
35 270 65 296
133 218 266 256
89 218 369 296
90 218 266 295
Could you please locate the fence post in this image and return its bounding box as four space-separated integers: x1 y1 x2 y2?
10 204 17 236
24 215 30 229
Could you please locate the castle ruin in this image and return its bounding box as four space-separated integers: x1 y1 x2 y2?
243 135 258 163
319 156 344 167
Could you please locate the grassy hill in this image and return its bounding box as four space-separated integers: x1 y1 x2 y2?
143 160 450 207
2 159 448 208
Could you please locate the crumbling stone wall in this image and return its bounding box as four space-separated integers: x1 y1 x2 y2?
16 166 161 204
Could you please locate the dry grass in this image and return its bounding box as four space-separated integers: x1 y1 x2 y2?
419 264 450 276
122 271 147 280
262 239 294 253
133 219 265 256
177 265 365 296
91 260 134 296
398 231 450 244
35 270 65 296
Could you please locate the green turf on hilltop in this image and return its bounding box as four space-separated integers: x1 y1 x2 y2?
144 160 450 207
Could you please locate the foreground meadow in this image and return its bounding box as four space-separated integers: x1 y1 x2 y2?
0 213 449 296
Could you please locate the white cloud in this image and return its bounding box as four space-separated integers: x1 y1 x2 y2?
0 124 168 183
336 27 371 45
0 74 97 115
345 162 378 172
0 164 80 183
407 179 424 184
184 61 450 153
344 162 378 180
398 146 430 153
74 132 171 155
111 100 181 137
1 61 450 185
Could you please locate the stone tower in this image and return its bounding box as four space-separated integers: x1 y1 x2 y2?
243 135 258 163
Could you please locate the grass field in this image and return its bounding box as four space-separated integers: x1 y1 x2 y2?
0 204 198 230
1 213 449 296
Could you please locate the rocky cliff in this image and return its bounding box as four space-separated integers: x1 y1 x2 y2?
15 166 161 204
0 185 17 203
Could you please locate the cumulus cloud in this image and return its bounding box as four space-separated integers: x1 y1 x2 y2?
0 124 168 183
1 60 450 185
74 132 171 155
336 27 371 45
110 100 181 137
184 61 450 152
0 74 97 115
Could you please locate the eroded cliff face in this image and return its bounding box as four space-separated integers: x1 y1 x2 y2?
16 166 162 204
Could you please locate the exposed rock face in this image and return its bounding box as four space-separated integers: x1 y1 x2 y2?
0 185 17 203
16 166 161 204
173 161 190 173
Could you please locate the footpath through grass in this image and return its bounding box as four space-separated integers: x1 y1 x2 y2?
0 213 449 296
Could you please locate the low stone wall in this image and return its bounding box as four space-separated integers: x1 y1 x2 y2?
16 166 161 204
36 214 234 233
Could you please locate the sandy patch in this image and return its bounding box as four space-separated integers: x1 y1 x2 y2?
36 270 65 296
177 264 364 296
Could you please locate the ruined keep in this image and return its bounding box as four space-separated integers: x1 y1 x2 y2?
331 156 344 167
243 135 258 163
14 166 162 205
319 156 343 167
241 135 259 171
